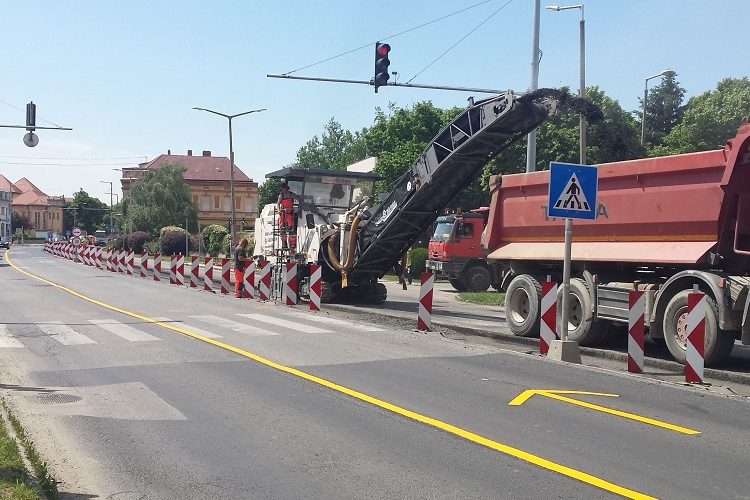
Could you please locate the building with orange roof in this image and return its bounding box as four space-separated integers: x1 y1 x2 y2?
119 149 259 231
0 175 65 238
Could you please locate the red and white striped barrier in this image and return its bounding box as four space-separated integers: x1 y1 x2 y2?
174 254 185 286
203 257 214 291
220 258 230 295
96 247 103 269
153 252 162 281
628 290 646 373
417 272 434 331
284 263 297 306
169 254 177 284
258 260 271 301
189 256 200 288
540 281 558 354
140 251 148 278
686 292 706 383
118 249 126 273
309 264 321 311
126 250 134 275
243 261 256 299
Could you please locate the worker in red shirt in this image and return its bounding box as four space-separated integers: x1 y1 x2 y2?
234 238 250 298
276 182 297 249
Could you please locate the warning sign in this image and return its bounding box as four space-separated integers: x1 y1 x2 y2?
547 162 598 220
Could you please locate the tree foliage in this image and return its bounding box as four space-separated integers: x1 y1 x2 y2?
130 163 198 236
66 189 108 233
11 211 32 233
652 77 750 155
640 72 685 148
295 118 367 171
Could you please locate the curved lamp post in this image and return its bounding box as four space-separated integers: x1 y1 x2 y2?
193 107 266 244
641 69 673 146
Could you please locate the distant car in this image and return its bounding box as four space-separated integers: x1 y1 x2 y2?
0 237 9 249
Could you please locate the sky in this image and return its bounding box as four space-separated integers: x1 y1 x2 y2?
1 0 748 205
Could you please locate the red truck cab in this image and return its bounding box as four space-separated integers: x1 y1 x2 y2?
426 208 499 292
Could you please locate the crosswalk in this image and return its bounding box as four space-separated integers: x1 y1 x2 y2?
0 311 384 349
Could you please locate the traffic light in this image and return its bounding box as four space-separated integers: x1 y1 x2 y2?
374 42 391 93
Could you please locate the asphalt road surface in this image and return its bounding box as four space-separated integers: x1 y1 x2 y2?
1 245 750 500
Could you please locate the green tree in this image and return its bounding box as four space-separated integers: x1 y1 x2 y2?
130 163 198 236
295 118 368 171
652 77 750 156
640 71 685 148
66 189 108 234
258 178 283 209
11 211 32 234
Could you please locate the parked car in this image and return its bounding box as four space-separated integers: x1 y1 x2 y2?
0 237 9 249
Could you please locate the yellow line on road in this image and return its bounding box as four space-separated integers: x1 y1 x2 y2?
7 252 661 500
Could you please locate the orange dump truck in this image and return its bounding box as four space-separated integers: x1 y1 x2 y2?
485 121 750 366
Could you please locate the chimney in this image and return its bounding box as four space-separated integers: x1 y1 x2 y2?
167 149 171 155
202 150 211 157
187 150 193 156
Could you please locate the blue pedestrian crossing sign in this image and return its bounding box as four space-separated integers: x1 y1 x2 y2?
547 162 598 220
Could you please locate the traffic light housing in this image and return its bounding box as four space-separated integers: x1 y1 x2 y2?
374 42 391 93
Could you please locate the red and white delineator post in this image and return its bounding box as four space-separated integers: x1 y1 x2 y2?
309 264 321 311
175 254 185 286
126 250 134 275
203 257 214 291
628 290 646 373
189 256 200 288
417 272 434 331
220 258 231 295
140 251 148 278
152 252 162 282
540 281 558 354
686 291 707 383
258 260 271 301
169 254 177 284
243 261 256 299
284 263 298 306
118 249 126 273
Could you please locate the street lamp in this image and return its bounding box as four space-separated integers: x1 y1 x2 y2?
546 4 585 164
100 181 113 234
641 69 673 146
193 106 266 245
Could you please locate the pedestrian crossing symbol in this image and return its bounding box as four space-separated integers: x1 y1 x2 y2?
547 162 598 220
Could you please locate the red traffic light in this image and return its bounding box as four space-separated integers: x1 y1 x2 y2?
376 43 390 56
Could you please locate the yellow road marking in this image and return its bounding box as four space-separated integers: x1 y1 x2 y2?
7 252 662 500
509 389 700 435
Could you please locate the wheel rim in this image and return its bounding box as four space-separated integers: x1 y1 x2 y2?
564 295 583 331
674 306 688 351
509 288 530 324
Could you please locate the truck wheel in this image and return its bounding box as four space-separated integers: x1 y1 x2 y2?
450 278 468 291
462 266 491 292
505 275 542 337
662 290 734 366
557 278 607 346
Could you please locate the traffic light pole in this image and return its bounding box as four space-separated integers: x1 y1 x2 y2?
267 74 509 95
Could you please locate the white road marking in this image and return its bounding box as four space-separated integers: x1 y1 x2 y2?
285 311 384 331
237 313 333 334
189 315 280 336
152 317 223 339
88 319 161 342
0 325 26 348
37 322 97 345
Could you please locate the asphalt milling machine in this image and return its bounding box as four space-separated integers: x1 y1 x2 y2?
254 88 595 303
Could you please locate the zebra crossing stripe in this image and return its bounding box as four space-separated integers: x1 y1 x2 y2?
189 315 280 336
37 322 97 345
285 311 384 331
237 313 332 334
152 317 222 339
87 319 161 342
0 325 25 348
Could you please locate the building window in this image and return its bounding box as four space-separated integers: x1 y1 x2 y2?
202 195 210 211
235 197 241 210
214 196 220 210
222 196 231 212
192 195 198 205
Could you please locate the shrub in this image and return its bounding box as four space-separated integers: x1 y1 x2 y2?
127 231 151 253
160 230 187 256
160 226 184 238
409 247 428 276
202 224 229 256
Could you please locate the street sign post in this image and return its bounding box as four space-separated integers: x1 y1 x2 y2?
546 162 598 357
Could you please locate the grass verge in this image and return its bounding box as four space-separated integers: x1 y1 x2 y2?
457 291 505 306
0 399 58 500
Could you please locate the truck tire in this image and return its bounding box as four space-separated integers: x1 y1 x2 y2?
662 290 734 366
505 274 542 337
450 278 468 292
556 278 608 346
462 266 491 292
